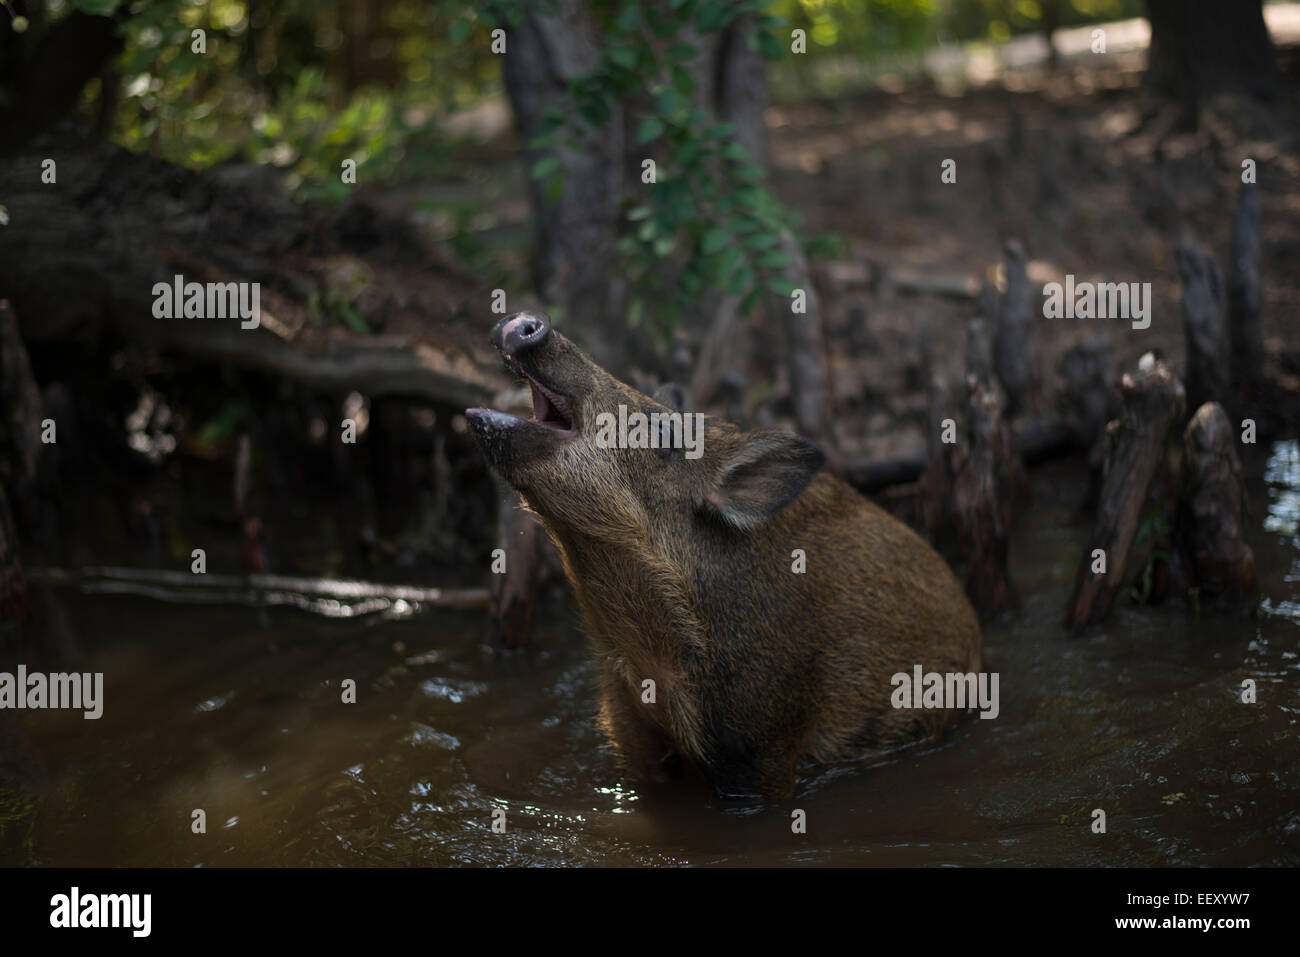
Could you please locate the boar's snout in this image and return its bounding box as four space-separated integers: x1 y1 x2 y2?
492 311 551 359
467 312 587 483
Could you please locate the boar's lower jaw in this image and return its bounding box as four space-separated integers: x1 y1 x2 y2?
465 406 575 476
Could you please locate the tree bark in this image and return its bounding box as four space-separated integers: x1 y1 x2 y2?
500 2 626 369
1145 0 1279 107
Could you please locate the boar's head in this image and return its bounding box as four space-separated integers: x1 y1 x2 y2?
467 312 825 543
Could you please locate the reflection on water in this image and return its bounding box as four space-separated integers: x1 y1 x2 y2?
2 445 1298 866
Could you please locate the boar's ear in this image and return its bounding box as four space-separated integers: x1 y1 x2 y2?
699 431 825 530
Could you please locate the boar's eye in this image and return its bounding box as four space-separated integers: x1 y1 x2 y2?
655 419 677 462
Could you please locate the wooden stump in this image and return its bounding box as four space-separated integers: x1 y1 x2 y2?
1067 358 1186 630
951 375 1020 616
993 240 1038 418
1182 402 1255 595
922 314 1020 617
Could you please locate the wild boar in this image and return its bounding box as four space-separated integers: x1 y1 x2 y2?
468 312 982 798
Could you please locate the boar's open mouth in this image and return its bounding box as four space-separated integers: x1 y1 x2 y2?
521 371 578 434
478 357 579 437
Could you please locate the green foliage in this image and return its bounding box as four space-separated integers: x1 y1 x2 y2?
98 0 498 197
74 0 125 15
765 0 1147 97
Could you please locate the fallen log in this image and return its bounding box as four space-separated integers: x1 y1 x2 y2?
0 125 507 410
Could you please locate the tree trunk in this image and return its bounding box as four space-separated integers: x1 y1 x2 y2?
500 2 626 369
1145 0 1279 106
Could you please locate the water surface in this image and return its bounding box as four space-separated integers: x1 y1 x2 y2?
3 442 1297 866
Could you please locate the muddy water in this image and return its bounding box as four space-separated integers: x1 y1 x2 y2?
3 440 1298 867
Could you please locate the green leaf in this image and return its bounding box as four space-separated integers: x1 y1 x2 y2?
701 227 729 254
636 117 665 144
722 141 751 162
626 204 654 221
728 266 756 296
757 250 793 269
758 31 784 60
717 246 744 279
449 19 472 46
741 287 763 315
616 5 640 33
695 2 732 33
530 155 560 180
668 42 697 62
652 234 676 257
734 186 763 210
340 302 373 336
607 45 637 70
656 88 685 116
545 173 564 204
